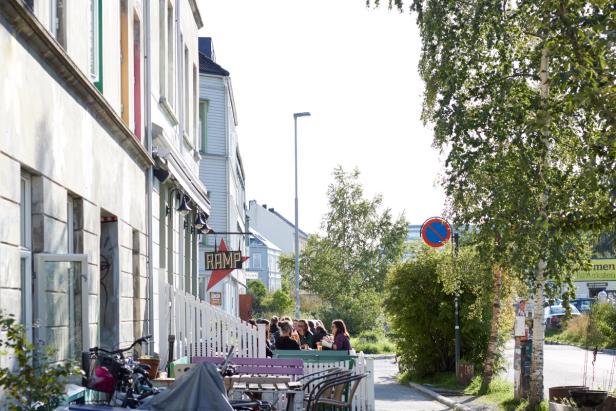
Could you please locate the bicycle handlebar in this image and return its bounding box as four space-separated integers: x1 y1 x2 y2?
90 335 152 355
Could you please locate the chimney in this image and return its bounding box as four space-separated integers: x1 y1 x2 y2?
262 204 267 209
269 208 275 212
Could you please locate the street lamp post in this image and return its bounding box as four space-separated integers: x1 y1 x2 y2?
293 112 311 320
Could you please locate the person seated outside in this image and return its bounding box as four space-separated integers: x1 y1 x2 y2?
274 320 300 350
256 318 273 357
312 323 328 345
307 320 317 334
270 316 281 342
331 319 352 351
297 319 315 349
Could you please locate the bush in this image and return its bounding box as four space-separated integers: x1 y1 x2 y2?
552 302 616 349
385 248 497 378
0 312 80 410
350 330 396 354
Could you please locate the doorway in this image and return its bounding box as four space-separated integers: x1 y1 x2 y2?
100 212 119 349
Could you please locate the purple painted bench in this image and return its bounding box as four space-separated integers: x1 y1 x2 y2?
191 356 304 380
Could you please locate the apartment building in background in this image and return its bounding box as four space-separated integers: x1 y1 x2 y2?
197 38 248 316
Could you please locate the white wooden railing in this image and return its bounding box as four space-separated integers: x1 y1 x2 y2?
158 282 266 369
302 352 375 411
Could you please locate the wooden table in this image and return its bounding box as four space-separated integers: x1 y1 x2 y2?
226 375 303 411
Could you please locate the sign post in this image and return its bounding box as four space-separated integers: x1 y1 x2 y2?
420 217 461 380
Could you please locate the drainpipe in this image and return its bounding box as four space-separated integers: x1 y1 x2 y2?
144 0 155 354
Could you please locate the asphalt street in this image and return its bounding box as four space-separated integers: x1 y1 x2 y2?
503 342 616 396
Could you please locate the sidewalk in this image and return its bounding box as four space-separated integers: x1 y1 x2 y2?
373 357 451 410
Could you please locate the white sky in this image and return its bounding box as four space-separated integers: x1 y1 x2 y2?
198 0 446 234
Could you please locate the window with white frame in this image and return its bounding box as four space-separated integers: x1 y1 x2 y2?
20 172 33 340
89 0 101 84
193 64 198 148
166 1 174 108
50 0 66 48
199 100 209 152
251 253 262 269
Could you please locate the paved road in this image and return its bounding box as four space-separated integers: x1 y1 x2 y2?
373 357 450 410
503 342 616 395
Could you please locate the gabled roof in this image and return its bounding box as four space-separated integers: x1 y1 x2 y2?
249 229 282 252
199 52 229 77
269 209 309 239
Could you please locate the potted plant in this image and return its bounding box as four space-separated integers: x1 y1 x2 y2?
138 353 160 380
0 311 81 410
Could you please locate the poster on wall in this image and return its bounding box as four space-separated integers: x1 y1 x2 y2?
209 292 222 306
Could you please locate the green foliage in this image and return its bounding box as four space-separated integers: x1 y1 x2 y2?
350 331 396 354
549 303 616 349
0 312 80 410
284 167 408 333
385 247 509 377
262 288 294 315
247 280 267 313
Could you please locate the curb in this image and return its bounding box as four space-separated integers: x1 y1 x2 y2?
408 381 472 411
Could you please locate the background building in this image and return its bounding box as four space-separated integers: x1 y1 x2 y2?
247 200 309 255
248 230 282 292
0 0 153 364
197 38 247 316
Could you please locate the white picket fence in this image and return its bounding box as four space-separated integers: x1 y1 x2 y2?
158 283 266 369
302 352 375 411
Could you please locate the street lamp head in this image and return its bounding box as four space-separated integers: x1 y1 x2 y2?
293 112 311 118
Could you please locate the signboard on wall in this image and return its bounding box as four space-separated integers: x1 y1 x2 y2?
206 239 249 291
209 292 222 306
574 259 616 281
205 250 244 270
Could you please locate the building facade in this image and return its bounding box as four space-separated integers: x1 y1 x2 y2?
247 200 309 256
197 38 248 316
0 0 153 364
248 230 282 292
0 0 210 374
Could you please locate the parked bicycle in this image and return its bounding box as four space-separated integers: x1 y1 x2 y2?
85 335 161 408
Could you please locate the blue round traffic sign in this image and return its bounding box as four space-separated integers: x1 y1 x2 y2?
421 217 452 248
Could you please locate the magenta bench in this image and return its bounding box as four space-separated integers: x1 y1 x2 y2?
191 356 304 379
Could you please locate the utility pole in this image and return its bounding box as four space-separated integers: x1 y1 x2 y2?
454 231 461 378
293 112 310 320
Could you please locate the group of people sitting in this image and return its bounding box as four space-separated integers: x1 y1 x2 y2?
247 317 352 357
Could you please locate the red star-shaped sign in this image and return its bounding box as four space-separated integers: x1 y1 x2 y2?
206 239 249 291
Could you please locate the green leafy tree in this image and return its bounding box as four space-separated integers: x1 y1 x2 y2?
367 0 614 406
282 166 408 333
386 247 510 376
0 312 80 410
247 280 267 313
262 289 294 315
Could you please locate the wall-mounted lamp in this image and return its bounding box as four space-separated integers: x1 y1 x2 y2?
177 194 192 216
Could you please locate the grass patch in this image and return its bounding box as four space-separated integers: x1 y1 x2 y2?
350 331 396 354
407 373 549 410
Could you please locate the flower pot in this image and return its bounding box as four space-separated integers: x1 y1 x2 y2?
549 386 588 402
138 357 160 380
569 389 608 408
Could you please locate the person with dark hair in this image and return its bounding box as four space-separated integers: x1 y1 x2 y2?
256 319 273 357
297 319 315 349
331 319 351 351
274 321 300 350
270 319 281 343
312 323 328 345
307 320 316 334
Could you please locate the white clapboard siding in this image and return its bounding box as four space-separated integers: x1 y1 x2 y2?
200 75 226 156
159 283 266 368
302 352 375 411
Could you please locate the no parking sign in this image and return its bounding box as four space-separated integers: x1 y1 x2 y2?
420 217 452 248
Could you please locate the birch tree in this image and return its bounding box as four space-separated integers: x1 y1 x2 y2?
367 0 614 407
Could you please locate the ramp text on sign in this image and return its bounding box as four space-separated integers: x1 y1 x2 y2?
205 251 244 270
